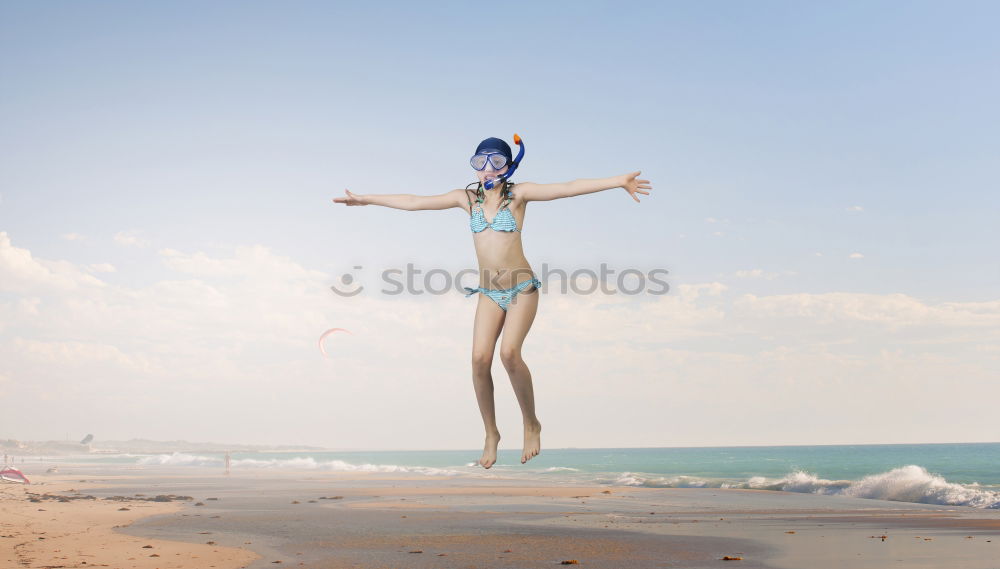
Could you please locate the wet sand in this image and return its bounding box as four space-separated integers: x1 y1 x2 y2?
3 463 999 568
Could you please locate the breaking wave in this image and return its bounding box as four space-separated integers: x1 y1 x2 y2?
136 452 466 477
603 465 1000 508
131 455 1000 509
136 452 219 467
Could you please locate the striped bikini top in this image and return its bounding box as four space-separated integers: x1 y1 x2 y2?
470 203 519 233
467 190 519 233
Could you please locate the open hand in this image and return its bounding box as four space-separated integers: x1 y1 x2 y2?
622 171 652 203
332 189 367 206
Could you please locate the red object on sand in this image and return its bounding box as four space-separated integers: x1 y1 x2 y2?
0 467 30 484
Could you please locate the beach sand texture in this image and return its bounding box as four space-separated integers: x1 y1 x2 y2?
3 466 999 568
1 474 260 568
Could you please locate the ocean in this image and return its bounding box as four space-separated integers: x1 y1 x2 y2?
38 442 1000 509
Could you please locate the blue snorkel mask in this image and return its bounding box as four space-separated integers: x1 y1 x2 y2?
471 133 525 190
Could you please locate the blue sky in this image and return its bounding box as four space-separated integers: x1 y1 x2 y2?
1 1 997 448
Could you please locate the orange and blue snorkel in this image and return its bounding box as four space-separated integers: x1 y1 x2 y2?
484 133 525 190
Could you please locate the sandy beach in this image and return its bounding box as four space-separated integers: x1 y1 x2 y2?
0 471 261 569
3 463 999 568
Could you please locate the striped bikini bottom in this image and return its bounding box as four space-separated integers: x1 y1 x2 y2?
464 276 542 312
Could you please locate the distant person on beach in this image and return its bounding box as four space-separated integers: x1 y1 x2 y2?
333 135 651 468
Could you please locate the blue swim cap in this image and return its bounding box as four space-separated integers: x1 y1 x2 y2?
475 137 513 164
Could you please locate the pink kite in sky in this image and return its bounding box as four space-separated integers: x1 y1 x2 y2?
318 328 353 358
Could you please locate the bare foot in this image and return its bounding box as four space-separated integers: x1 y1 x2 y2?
521 420 541 464
480 432 501 469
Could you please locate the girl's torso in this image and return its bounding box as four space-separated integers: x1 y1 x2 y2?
463 184 534 290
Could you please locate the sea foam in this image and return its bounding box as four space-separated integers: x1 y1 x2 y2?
136 452 219 467
132 454 1000 509
135 452 466 477
607 465 1000 508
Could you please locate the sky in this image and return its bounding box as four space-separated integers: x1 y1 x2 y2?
0 0 997 450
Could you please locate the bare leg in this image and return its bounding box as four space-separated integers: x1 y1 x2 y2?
499 283 541 464
471 294 506 468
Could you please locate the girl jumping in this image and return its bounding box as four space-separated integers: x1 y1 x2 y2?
333 134 652 468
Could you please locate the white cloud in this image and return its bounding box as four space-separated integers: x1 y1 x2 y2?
735 269 780 280
14 337 153 373
0 231 105 293
87 263 116 273
848 205 864 212
849 252 865 259
1 231 997 447
17 297 41 316
159 245 324 281
62 233 85 241
734 292 1000 331
114 230 149 247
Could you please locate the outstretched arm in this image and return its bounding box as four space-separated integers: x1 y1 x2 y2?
332 188 466 211
516 171 652 203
